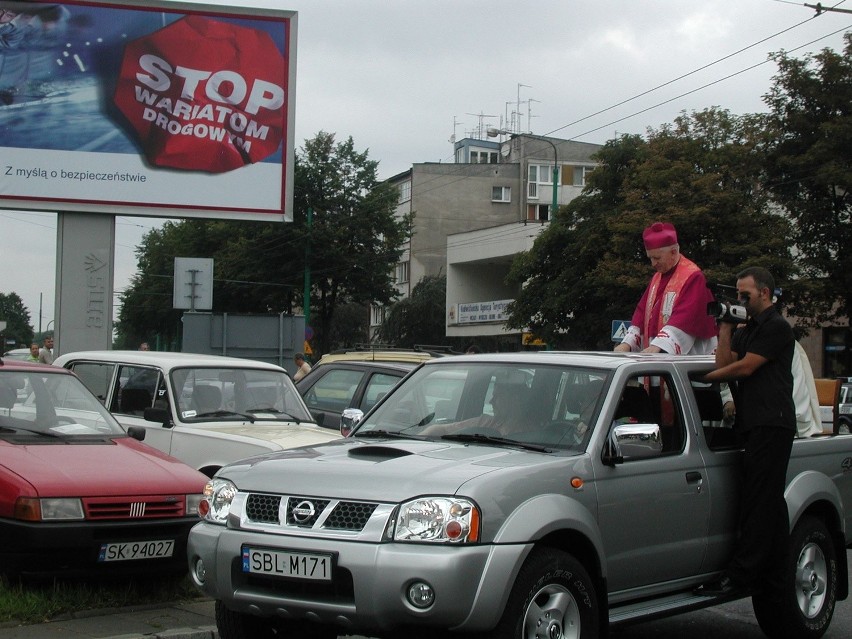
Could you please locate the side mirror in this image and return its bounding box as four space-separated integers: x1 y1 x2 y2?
127 426 146 441
340 408 364 437
143 406 172 428
602 423 662 466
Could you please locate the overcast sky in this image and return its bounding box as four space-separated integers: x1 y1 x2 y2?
1 0 850 338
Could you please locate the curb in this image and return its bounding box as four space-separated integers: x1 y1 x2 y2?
107 628 218 639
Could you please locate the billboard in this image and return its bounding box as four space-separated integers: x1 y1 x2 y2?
0 0 295 221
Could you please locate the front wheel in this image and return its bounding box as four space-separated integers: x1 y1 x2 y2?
491 547 599 639
753 515 838 639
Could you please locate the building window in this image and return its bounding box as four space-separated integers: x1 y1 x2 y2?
492 186 511 202
560 164 596 187
471 150 498 164
529 164 555 185
370 305 385 327
394 261 409 284
398 180 411 203
528 164 557 200
527 204 550 222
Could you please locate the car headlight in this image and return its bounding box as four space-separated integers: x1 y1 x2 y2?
186 493 204 517
198 478 238 524
14 497 84 521
394 497 480 543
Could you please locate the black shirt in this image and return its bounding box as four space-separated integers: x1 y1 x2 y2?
731 305 795 431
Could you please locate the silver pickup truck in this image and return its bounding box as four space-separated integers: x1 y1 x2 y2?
188 352 851 639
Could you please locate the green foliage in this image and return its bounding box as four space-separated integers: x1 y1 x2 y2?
0 292 34 349
0 574 199 624
115 132 408 355
377 275 451 348
764 33 852 324
296 132 410 355
508 109 796 348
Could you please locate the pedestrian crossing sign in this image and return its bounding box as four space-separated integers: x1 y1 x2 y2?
611 320 630 342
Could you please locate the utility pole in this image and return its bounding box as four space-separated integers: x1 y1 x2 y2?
303 207 312 352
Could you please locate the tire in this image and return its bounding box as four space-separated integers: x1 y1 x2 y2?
491 547 599 639
752 515 838 639
215 601 338 639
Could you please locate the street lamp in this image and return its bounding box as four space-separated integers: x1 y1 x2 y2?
486 127 559 219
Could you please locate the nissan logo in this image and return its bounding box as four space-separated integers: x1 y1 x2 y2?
291 500 316 524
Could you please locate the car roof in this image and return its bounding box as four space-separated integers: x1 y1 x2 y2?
316 350 444 365
419 350 716 371
52 350 288 373
0 358 73 374
310 360 417 373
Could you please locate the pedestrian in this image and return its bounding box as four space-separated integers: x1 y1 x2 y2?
38 336 54 365
138 342 150 351
293 352 312 381
465 344 482 354
25 343 40 362
614 222 717 355
695 266 796 598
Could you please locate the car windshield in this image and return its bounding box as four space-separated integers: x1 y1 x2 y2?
0 369 125 438
354 362 609 451
171 367 312 423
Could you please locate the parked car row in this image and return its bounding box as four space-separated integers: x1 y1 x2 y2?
0 346 439 581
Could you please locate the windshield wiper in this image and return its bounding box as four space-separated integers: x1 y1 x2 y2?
440 433 551 453
354 429 427 441
0 426 62 438
246 407 301 424
192 410 255 423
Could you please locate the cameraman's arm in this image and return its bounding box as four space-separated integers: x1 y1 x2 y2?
705 351 768 383
714 322 737 368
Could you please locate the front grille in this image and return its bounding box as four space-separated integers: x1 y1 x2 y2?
246 494 281 523
324 502 377 530
286 498 330 527
84 495 183 520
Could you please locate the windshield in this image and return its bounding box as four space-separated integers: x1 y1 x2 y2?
0 369 125 438
171 367 312 423
354 362 609 451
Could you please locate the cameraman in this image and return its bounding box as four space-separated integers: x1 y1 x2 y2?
696 266 795 599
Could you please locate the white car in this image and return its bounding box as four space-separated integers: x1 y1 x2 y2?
53 351 341 477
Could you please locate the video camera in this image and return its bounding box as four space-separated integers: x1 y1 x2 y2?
706 282 748 324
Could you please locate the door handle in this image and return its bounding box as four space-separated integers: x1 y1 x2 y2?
685 471 703 483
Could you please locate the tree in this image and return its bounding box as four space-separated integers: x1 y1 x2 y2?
292 132 410 355
763 33 852 325
0 292 34 349
377 275 452 348
507 108 796 348
115 132 408 355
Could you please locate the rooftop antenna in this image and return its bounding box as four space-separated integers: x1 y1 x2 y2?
516 83 531 134
465 111 498 139
449 115 463 144
525 98 541 133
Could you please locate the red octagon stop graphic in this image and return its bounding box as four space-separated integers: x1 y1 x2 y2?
114 15 286 173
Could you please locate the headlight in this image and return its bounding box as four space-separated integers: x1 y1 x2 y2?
14 497 84 521
394 497 480 543
198 478 238 524
186 493 204 517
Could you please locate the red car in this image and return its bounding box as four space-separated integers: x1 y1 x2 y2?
0 358 207 578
